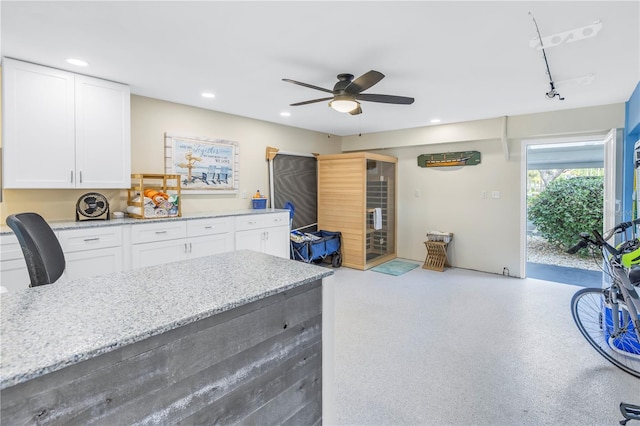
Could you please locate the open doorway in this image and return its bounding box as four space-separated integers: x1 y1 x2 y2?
523 135 615 287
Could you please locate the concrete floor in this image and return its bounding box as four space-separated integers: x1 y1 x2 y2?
328 262 640 425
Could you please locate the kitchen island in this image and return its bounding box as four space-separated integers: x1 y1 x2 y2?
1 250 333 424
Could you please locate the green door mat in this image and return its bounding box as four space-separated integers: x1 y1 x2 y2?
370 260 420 276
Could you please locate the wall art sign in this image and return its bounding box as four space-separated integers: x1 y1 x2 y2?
417 151 481 168
165 134 239 193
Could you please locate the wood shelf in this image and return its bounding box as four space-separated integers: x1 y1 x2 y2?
127 174 181 219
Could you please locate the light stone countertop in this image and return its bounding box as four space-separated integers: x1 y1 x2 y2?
0 250 333 390
0 208 289 235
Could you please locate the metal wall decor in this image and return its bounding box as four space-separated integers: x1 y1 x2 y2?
417 151 481 168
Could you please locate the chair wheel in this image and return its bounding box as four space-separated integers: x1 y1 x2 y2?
332 254 342 268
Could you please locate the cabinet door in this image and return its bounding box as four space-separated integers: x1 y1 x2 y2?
0 259 30 291
235 229 263 252
2 58 75 188
63 247 124 282
0 233 30 290
75 75 131 188
131 239 188 269
188 234 234 259
263 226 290 259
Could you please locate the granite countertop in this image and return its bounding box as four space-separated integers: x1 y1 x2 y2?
0 209 289 235
0 250 333 390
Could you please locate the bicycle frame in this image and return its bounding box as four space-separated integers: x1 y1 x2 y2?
606 261 640 356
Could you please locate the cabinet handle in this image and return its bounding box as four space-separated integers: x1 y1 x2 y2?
155 230 168 234
83 237 100 242
204 226 213 229
184 243 188 253
248 221 257 225
79 171 83 183
265 231 269 240
189 242 192 253
70 170 74 183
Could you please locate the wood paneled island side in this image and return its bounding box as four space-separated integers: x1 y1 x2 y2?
1 250 332 424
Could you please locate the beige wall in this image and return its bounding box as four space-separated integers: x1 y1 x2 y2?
344 103 626 276
366 138 522 276
0 95 342 222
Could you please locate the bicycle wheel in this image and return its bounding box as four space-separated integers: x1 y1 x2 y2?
571 287 640 378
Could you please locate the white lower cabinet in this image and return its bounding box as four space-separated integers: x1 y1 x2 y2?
0 234 30 291
1 226 124 291
131 238 190 269
131 217 234 269
1 212 289 291
235 212 289 259
64 247 124 281
58 227 124 282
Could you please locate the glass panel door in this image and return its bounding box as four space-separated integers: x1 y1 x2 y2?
365 159 396 263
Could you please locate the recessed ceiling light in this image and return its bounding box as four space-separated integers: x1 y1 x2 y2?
430 119 441 124
66 58 88 67
201 92 215 98
280 112 291 117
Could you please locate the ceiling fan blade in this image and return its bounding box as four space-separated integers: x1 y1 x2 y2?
356 93 414 104
345 70 385 95
282 79 333 94
349 105 363 115
290 97 334 106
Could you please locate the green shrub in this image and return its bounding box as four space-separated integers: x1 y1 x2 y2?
528 176 603 250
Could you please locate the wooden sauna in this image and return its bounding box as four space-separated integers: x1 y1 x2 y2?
317 152 397 270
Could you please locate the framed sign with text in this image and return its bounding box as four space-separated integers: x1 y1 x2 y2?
165 134 239 193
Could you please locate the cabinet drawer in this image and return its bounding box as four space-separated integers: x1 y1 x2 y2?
261 212 289 228
58 227 122 253
187 217 233 237
1 234 24 261
131 221 187 244
235 212 289 231
235 214 264 231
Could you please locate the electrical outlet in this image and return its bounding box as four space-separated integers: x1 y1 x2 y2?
414 189 420 197
242 190 247 199
482 191 487 199
492 191 501 199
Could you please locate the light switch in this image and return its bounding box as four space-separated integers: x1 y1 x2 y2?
492 191 501 199
414 189 420 197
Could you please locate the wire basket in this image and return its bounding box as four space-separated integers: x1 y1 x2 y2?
426 231 453 243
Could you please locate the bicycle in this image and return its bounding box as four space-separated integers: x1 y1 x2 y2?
567 219 640 424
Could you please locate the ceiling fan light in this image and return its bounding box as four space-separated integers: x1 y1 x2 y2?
330 98 359 113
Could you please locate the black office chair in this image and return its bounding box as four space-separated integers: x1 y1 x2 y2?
6 212 65 287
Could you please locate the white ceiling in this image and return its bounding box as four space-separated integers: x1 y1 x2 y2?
2 1 638 137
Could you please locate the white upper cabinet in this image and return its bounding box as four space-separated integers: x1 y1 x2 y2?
2 58 131 189
75 74 131 188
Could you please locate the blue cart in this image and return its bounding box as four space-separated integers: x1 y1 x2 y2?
290 230 342 267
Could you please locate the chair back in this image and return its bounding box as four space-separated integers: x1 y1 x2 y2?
6 213 65 287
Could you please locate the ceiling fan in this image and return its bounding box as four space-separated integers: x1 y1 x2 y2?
283 70 414 115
